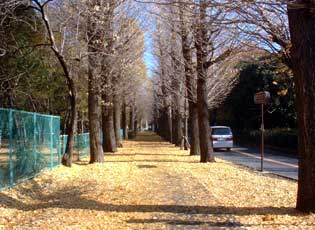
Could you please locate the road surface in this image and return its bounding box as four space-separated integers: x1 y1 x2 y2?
214 146 298 180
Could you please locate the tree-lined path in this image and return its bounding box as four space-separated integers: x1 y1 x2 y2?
2 0 315 213
0 132 314 229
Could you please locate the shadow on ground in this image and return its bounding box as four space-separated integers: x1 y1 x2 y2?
127 218 244 227
130 132 166 142
0 180 301 218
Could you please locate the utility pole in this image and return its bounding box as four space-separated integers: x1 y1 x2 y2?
254 91 270 172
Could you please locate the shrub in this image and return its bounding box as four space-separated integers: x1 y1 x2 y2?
235 128 298 153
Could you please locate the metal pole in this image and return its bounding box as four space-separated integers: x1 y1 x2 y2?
184 97 189 150
81 112 84 134
50 116 54 169
33 113 37 170
261 104 264 172
9 110 14 185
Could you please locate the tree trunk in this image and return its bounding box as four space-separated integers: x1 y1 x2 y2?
62 87 77 166
86 2 105 163
87 65 104 163
113 93 123 147
288 3 315 212
196 76 214 162
189 103 200 155
73 111 82 162
157 108 167 139
102 93 117 153
129 104 136 139
180 9 200 155
171 75 183 147
157 28 172 142
63 110 69 134
2 81 16 108
183 113 189 150
35 2 78 166
122 100 128 140
172 114 177 144
195 0 214 163
134 114 138 137
130 104 135 132
168 106 173 143
174 112 183 147
170 27 183 147
181 97 189 150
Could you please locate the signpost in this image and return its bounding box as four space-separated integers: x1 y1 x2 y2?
254 91 270 172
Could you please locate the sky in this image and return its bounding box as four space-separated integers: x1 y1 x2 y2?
143 32 155 78
134 1 157 79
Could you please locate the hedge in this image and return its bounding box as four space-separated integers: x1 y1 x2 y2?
235 128 298 153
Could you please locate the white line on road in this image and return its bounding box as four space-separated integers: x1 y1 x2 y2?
232 150 298 169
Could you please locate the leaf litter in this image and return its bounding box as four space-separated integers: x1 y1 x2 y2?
0 132 314 229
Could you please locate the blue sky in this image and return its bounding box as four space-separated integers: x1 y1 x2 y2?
143 32 155 78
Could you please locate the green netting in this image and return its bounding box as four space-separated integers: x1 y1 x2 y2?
60 130 123 159
0 108 60 191
60 135 67 156
60 133 90 159
0 107 125 191
120 129 123 140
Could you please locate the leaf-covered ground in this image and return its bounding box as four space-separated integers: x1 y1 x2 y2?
0 132 314 229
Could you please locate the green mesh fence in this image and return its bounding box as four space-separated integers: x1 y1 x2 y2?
60 129 123 158
60 133 90 159
60 131 123 159
0 108 61 191
0 107 125 191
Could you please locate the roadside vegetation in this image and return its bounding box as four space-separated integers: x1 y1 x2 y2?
214 57 297 153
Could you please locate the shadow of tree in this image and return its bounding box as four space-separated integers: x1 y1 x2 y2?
126 217 315 228
129 142 175 146
0 181 302 217
104 160 200 163
74 161 89 166
116 153 188 157
129 132 166 142
127 218 244 227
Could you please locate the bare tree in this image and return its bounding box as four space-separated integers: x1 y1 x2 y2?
206 49 260 109
149 0 239 161
194 0 237 162
287 0 315 212
233 0 315 212
179 2 200 155
233 1 292 69
30 0 80 166
86 0 105 163
153 20 173 142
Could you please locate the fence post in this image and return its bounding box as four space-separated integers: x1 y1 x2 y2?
77 134 80 158
50 116 53 169
58 130 61 165
33 113 37 170
8 110 14 185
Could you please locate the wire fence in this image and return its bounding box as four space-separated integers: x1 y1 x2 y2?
0 108 60 191
0 108 124 191
60 133 90 159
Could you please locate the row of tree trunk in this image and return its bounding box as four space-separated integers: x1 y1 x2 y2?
86 0 141 164
156 0 315 212
155 0 214 163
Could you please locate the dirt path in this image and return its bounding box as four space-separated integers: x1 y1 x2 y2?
0 132 314 229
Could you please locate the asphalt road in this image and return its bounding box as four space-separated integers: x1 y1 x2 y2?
214 146 298 180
